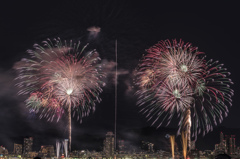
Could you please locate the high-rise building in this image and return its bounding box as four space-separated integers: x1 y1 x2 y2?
13 143 22 155
218 132 227 153
230 135 236 154
222 140 227 153
118 140 125 154
215 144 219 151
215 132 228 155
23 137 33 155
225 135 230 154
220 132 224 143
232 136 236 154
190 140 196 150
225 135 236 155
103 132 114 157
148 143 154 153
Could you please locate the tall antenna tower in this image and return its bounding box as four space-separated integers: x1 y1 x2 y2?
114 39 117 151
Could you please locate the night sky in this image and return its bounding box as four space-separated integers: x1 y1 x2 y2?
1 0 240 152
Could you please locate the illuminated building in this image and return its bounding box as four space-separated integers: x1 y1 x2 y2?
190 140 195 150
225 135 236 155
13 143 22 155
141 141 149 152
215 144 220 151
220 132 224 143
38 145 54 157
221 140 227 153
237 147 240 154
118 140 125 154
233 136 236 154
215 132 226 154
141 141 154 153
103 132 114 157
27 151 38 158
216 133 237 155
23 137 33 155
148 143 154 153
0 146 8 155
219 132 227 153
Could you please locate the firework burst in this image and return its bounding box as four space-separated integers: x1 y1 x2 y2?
135 39 233 143
16 38 105 152
191 59 234 137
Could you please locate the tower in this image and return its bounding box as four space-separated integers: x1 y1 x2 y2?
23 137 33 155
103 132 114 157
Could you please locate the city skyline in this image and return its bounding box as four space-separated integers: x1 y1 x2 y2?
4 130 240 155
5 126 240 153
1 0 240 155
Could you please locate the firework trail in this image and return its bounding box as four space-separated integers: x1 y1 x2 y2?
180 108 191 148
181 131 188 159
15 38 105 152
135 39 234 146
169 135 175 159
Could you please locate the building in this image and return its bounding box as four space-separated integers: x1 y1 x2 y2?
221 140 227 153
190 140 196 150
215 132 237 156
236 147 240 155
220 132 224 143
118 140 125 154
141 141 147 151
189 149 200 158
23 137 33 155
225 135 236 155
215 132 227 154
38 145 55 157
140 141 154 153
0 146 8 155
26 151 38 158
103 132 114 157
148 143 154 153
13 143 22 155
232 135 236 154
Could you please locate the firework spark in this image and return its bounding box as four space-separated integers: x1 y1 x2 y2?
16 38 105 152
135 39 233 144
